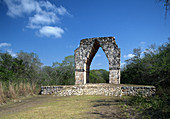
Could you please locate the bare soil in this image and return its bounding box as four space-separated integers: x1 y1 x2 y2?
0 95 61 117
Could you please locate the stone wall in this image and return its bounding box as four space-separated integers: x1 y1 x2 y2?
74 37 120 85
41 84 155 97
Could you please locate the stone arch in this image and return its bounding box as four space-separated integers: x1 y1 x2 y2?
74 37 120 85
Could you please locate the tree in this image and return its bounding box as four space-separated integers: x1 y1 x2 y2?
52 55 75 85
0 52 26 82
17 51 42 83
89 69 109 83
159 0 170 17
39 66 56 85
0 53 14 81
121 40 170 94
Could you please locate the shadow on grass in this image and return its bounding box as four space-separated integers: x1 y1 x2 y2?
89 98 129 118
91 112 120 119
92 99 121 107
94 99 122 103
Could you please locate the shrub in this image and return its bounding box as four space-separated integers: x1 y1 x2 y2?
129 95 170 118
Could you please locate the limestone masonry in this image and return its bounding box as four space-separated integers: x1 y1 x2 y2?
41 84 156 97
74 37 120 84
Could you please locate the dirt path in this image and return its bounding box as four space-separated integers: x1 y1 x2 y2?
0 95 137 119
0 95 60 117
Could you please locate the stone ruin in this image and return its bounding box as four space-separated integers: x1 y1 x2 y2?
41 36 156 97
74 37 120 85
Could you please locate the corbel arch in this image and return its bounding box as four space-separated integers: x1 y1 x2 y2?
74 37 120 85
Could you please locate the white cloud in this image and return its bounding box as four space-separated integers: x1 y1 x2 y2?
3 0 69 38
95 63 102 66
140 41 145 45
121 62 126 66
7 49 17 57
121 62 126 68
4 0 39 17
26 23 41 29
124 54 135 58
0 43 11 48
0 43 16 57
96 54 101 57
57 6 69 15
39 26 64 38
39 1 56 11
27 11 59 29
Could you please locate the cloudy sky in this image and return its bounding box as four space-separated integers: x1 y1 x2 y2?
0 0 169 70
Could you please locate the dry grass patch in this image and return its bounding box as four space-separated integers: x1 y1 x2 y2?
0 95 138 119
0 83 5 103
0 81 40 105
0 96 123 119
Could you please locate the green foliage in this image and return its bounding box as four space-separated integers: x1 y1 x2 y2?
0 51 75 87
0 53 15 82
0 51 43 85
17 51 42 83
121 40 170 118
51 55 75 85
121 40 170 94
39 55 75 85
89 69 109 83
129 95 170 118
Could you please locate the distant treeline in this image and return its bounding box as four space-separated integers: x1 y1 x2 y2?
0 52 75 85
0 40 169 87
121 39 170 94
0 50 109 86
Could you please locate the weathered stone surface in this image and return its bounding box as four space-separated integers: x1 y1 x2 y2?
41 84 156 97
74 37 120 84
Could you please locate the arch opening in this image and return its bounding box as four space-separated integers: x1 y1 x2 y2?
89 47 109 83
74 37 120 85
85 40 109 83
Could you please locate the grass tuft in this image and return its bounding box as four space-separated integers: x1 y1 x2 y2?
0 81 39 104
0 82 5 103
8 83 16 99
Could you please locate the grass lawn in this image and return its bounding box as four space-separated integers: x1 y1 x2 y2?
0 95 136 119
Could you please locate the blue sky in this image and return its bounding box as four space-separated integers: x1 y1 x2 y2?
0 0 169 70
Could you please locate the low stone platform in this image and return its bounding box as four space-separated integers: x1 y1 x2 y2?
41 84 156 97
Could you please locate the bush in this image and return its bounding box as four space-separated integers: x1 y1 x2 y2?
129 95 170 118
